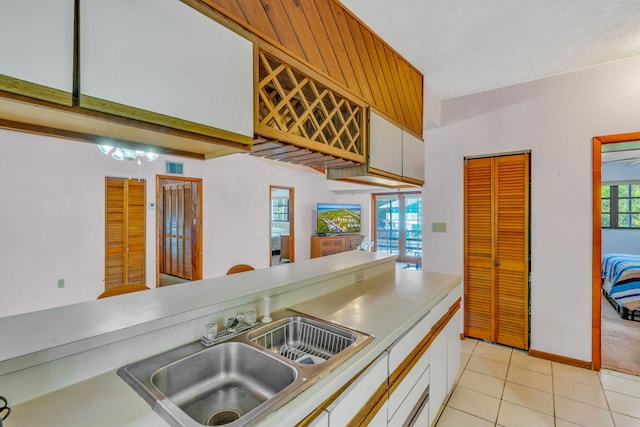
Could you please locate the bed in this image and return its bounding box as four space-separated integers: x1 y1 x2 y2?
271 226 289 253
602 253 640 321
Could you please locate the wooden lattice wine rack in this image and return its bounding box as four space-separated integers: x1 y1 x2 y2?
253 48 367 168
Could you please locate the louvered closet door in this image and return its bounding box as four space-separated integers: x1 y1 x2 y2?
464 158 495 342
105 177 146 289
464 154 529 350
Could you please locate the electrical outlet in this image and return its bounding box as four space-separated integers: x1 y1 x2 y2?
57 279 65 289
355 271 364 282
432 222 447 233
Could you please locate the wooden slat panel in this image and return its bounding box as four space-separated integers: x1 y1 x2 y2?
201 0 424 135
495 154 529 349
464 158 494 341
126 179 146 284
321 0 370 101
105 177 145 290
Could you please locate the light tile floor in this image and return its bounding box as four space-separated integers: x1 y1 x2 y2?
435 339 640 427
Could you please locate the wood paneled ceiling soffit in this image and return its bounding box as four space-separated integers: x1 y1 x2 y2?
199 0 424 137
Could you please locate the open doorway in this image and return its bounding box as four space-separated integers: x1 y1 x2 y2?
593 135 640 374
270 186 294 266
156 175 203 287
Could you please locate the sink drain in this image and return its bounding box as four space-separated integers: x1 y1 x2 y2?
207 409 242 426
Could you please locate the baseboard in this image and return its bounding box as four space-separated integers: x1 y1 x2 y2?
528 348 592 370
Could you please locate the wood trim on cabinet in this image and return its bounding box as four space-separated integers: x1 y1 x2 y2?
0 90 249 159
297 296 461 426
389 299 461 396
346 384 388 427
199 0 424 136
80 95 252 146
0 74 72 106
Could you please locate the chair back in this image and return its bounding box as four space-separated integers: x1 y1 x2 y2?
226 264 255 275
97 284 150 299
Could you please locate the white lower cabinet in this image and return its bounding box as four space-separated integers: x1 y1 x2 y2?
446 310 462 392
388 364 430 427
427 330 448 426
326 353 388 426
368 399 389 427
310 283 462 427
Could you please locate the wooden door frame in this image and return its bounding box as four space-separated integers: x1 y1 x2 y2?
156 175 203 287
591 131 640 370
269 185 295 265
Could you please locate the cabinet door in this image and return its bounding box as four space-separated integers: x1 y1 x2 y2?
80 0 253 141
327 353 388 426
369 110 403 177
308 410 329 427
446 310 462 393
428 331 447 427
402 130 425 183
0 0 74 105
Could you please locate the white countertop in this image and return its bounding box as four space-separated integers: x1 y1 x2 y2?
5 265 461 427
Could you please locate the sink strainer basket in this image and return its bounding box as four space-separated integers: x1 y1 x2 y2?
249 318 356 363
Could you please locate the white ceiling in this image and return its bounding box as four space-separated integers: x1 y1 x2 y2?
339 0 640 100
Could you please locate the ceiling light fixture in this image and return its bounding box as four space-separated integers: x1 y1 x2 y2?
98 145 159 164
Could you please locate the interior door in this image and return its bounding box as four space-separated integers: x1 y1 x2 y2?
105 177 145 289
163 183 192 280
464 153 530 349
157 176 202 284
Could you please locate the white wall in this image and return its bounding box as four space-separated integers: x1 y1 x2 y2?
601 160 640 255
423 55 640 362
0 131 358 317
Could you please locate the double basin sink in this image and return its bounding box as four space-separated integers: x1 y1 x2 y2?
118 309 373 426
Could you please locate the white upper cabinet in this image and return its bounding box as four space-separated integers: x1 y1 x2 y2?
369 110 403 177
79 0 253 141
402 130 425 182
0 0 74 104
369 110 424 184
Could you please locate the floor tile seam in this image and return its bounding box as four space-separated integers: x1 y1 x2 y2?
601 386 640 400
509 362 553 378
551 391 609 410
440 404 498 426
554 394 615 426
465 365 509 381
609 409 640 421
499 392 555 417
503 379 553 397
600 371 640 384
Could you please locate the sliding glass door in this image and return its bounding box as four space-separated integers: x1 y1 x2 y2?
373 193 422 265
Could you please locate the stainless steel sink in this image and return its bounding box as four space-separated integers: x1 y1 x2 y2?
118 309 373 427
246 316 359 364
151 342 297 425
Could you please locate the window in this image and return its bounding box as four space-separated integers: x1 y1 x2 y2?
373 192 422 264
602 183 640 228
272 198 289 222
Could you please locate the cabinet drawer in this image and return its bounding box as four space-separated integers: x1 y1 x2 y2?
331 240 342 247
388 307 438 375
321 240 333 247
388 365 430 427
388 347 430 419
327 353 388 426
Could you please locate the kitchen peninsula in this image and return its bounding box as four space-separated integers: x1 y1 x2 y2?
1 252 461 427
